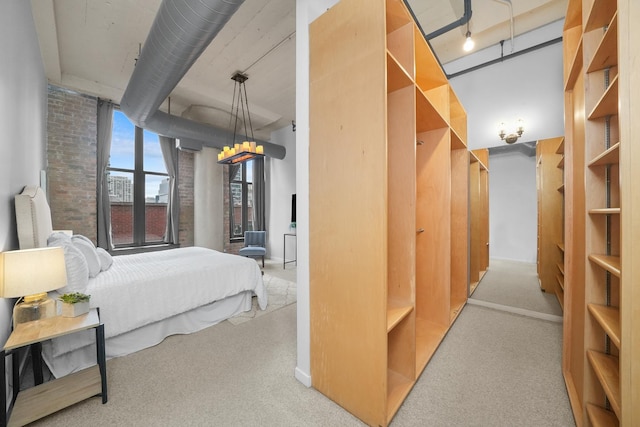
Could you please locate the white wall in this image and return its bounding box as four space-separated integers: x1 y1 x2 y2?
266 125 296 262
0 0 48 402
448 20 565 151
194 147 224 251
489 150 538 262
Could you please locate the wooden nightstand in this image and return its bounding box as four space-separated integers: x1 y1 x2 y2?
1 308 107 427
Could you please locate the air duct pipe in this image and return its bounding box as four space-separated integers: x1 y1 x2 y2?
424 0 472 40
120 0 286 159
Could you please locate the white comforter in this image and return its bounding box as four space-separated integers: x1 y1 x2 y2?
51 247 266 356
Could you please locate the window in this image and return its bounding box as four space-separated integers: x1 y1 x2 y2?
108 110 170 247
230 161 254 240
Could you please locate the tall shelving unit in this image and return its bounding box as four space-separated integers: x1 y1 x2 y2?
469 148 489 295
562 0 639 425
536 137 564 298
556 139 566 311
309 0 468 425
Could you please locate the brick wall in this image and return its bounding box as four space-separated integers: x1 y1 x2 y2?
47 85 97 241
46 85 195 247
178 150 194 247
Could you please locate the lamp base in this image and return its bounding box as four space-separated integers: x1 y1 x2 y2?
13 293 57 325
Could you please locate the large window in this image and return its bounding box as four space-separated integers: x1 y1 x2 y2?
230 161 254 240
108 110 169 246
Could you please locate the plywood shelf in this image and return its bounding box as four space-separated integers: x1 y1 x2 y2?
557 274 565 291
587 13 618 73
588 142 620 167
588 254 621 278
556 289 565 311
588 75 619 120
587 350 621 420
557 242 565 252
565 38 583 90
586 403 619 427
386 52 413 93
584 0 618 32
588 304 621 349
415 87 447 132
387 304 413 332
557 262 565 276
415 320 447 375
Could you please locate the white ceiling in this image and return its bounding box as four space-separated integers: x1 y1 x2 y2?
30 0 566 141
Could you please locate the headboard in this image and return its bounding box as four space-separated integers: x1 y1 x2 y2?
15 186 53 249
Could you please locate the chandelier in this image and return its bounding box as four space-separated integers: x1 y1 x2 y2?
499 119 525 144
217 72 264 164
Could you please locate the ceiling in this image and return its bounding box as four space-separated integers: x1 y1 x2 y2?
30 0 566 142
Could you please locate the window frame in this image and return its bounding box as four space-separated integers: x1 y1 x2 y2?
107 110 170 248
229 161 253 243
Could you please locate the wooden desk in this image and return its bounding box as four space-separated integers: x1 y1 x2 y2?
1 309 107 426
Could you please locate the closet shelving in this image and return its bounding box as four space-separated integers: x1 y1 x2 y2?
309 0 469 425
562 0 639 425
469 149 489 296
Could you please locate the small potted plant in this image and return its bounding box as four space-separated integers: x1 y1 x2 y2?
59 292 91 318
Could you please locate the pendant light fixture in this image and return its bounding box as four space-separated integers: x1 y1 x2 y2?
463 21 475 52
217 72 265 164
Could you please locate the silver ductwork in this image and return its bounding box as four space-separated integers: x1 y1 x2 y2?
120 0 286 159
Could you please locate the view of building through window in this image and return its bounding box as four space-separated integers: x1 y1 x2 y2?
108 110 169 246
230 161 254 238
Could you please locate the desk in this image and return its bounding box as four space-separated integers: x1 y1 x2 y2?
283 233 297 269
1 309 107 427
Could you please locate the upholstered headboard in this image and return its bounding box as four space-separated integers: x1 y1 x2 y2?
15 186 53 249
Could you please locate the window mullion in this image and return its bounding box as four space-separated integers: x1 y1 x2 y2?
134 126 145 245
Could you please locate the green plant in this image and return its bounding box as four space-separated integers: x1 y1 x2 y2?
59 292 91 304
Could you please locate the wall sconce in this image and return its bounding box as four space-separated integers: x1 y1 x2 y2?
499 119 525 144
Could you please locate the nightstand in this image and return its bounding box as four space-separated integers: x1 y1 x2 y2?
1 308 107 426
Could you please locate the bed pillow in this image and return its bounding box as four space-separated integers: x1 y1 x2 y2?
96 247 113 271
47 231 72 247
71 235 101 278
58 242 89 293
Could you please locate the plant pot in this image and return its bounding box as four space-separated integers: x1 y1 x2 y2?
61 301 90 318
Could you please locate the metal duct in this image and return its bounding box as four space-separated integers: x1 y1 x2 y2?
120 0 286 159
424 0 472 40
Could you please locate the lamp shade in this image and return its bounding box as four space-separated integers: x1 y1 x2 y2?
0 247 67 298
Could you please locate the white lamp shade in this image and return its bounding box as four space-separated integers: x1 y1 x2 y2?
0 247 67 298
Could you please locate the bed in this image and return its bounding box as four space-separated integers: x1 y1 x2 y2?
14 186 267 378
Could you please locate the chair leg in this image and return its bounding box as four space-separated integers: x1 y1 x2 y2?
262 256 265 268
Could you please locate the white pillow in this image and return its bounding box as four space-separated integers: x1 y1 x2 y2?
47 231 71 247
96 247 113 271
58 243 89 293
71 235 101 278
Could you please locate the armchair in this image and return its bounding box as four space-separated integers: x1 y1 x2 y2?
238 231 266 267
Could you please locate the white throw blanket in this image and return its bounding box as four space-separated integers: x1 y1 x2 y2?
51 247 266 356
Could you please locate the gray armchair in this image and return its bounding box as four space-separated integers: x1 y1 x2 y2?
238 231 266 267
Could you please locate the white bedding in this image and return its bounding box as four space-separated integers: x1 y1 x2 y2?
50 246 266 357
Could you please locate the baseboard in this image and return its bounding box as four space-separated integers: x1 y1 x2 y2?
467 298 563 323
294 366 312 387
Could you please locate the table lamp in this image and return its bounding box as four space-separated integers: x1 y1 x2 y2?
0 247 67 325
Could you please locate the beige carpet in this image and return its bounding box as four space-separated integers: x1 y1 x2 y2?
470 258 563 318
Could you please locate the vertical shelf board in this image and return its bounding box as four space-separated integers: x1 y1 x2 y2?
386 22 415 80
413 26 448 92
309 1 388 425
587 350 621 420
588 304 621 349
588 74 619 120
448 86 467 143
450 148 469 322
562 59 587 424
387 315 416 423
415 127 451 330
618 0 640 424
586 403 619 427
387 85 416 308
586 13 618 73
469 158 481 290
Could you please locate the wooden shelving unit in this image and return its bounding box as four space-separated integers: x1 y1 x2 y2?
562 0 639 425
469 149 489 296
536 137 564 299
309 1 469 425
